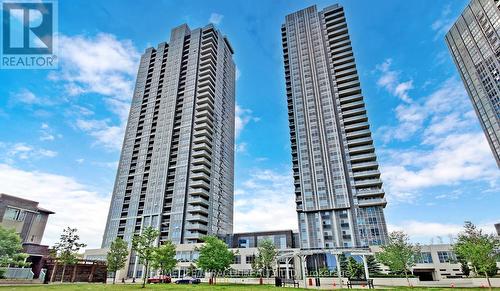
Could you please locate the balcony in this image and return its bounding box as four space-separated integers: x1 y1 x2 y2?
185 232 205 240
348 144 374 154
190 180 210 190
191 172 210 183
335 61 356 73
194 129 213 139
191 164 211 175
187 214 209 223
195 115 214 127
189 196 209 207
333 55 354 67
353 169 380 179
341 100 365 111
358 198 387 207
344 121 369 132
342 107 366 118
347 136 373 147
194 122 214 133
189 187 210 198
188 205 209 215
331 44 352 59
350 152 376 163
356 188 384 198
354 178 383 188
193 136 213 148
192 156 211 166
197 102 214 114
192 142 212 153
336 72 358 84
346 129 371 139
351 161 378 171
186 223 208 231
343 114 367 125
329 39 351 51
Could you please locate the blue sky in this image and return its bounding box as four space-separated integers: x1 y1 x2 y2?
0 0 498 248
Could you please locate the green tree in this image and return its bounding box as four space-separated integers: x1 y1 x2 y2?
367 255 382 276
375 231 420 286
0 226 29 267
151 241 177 281
337 254 348 277
346 257 364 279
187 263 197 277
132 226 160 288
196 236 234 284
453 221 500 290
457 255 471 277
254 239 278 278
52 227 87 283
107 238 129 284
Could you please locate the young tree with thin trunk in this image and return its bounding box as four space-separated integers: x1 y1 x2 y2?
254 239 278 278
53 227 87 283
132 226 160 288
151 241 177 282
367 255 382 276
346 257 364 279
453 221 500 290
196 236 234 284
375 231 420 286
107 238 129 284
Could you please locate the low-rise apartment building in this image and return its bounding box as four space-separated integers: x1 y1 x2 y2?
0 193 55 278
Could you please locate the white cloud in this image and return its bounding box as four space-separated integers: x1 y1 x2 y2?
235 67 241 81
54 33 139 100
377 76 474 143
376 59 413 103
209 13 224 25
0 164 109 248
388 220 497 244
234 168 297 232
39 123 61 141
381 132 499 203
1 142 57 163
76 119 124 151
235 104 259 138
50 33 140 151
375 63 500 203
13 89 40 104
235 142 247 153
431 5 454 41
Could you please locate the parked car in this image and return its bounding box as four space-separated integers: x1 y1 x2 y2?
175 276 201 284
147 275 171 284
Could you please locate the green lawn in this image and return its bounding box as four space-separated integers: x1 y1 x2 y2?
0 284 499 291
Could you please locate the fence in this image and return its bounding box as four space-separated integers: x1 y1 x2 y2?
0 267 34 280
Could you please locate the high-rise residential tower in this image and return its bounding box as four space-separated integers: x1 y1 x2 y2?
102 24 235 250
282 4 388 249
446 0 500 167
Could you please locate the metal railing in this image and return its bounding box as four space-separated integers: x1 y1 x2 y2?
0 267 34 280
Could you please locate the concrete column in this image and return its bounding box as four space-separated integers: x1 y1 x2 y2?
132 254 138 279
286 258 290 279
362 255 369 280
335 254 343 288
301 255 307 288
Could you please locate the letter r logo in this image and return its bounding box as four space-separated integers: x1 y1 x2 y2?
2 2 53 54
